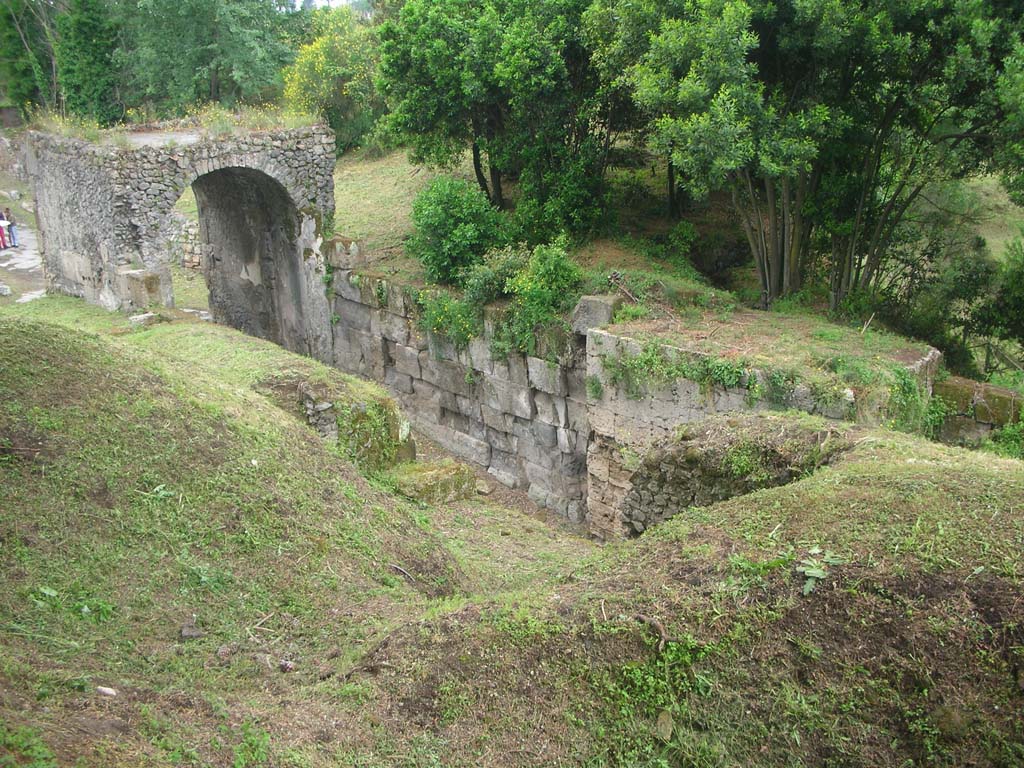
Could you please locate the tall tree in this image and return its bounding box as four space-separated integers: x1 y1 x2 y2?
56 0 120 124
0 0 64 112
120 0 294 111
630 0 1023 306
380 0 615 236
282 6 382 151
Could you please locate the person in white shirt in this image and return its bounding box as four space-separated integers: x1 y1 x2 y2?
2 209 16 248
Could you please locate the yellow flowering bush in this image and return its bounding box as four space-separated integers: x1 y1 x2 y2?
282 8 382 151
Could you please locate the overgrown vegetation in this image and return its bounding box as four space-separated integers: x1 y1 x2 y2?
417 240 582 359
408 177 507 285
282 7 382 152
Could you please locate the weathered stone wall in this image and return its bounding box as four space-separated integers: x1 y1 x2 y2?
934 375 1022 445
0 133 26 180
24 134 132 307
163 213 203 269
583 329 934 539
25 126 336 359
327 265 590 519
612 414 851 536
321 271 945 529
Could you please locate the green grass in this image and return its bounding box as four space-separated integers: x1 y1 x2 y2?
0 299 595 766
2 298 1022 767
169 262 208 310
174 186 198 222
965 176 1024 261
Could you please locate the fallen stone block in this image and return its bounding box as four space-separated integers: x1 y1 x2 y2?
385 459 476 504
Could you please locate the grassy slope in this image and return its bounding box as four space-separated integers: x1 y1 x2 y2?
966 176 1024 261
358 420 1024 767
0 301 592 767
2 298 1022 767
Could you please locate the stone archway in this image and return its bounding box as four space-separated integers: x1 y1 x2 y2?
26 125 337 361
191 166 324 356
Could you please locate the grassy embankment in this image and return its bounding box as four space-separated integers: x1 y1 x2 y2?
0 298 592 766
2 296 1023 767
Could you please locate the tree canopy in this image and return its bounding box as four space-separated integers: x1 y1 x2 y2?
622 0 1024 305
283 6 382 151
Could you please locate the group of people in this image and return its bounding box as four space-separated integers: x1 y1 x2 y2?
0 208 19 249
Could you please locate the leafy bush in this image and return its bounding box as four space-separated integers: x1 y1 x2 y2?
987 369 1024 397
461 245 530 308
416 240 582 359
992 238 1024 346
408 177 506 284
511 144 609 244
495 240 584 357
418 292 481 350
984 421 1024 460
282 7 382 153
667 220 698 257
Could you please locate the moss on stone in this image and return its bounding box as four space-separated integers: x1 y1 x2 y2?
384 459 476 504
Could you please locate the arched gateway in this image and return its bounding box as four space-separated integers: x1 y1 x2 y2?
25 125 337 360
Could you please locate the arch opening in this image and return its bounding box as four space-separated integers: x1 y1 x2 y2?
163 166 332 359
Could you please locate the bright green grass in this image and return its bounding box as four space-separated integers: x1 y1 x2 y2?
965 176 1024 261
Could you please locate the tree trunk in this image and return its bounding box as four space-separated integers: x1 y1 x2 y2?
489 160 504 210
667 159 678 219
471 141 490 199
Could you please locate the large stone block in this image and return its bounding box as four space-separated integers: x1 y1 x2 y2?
384 367 414 394
333 270 362 302
334 297 371 331
467 338 494 374
416 420 492 467
419 353 474 397
456 394 482 420
480 376 534 419
485 426 517 454
534 391 568 427
588 404 616 437
481 404 513 432
507 355 530 387
393 344 421 378
371 310 410 345
489 448 522 485
566 398 588 432
531 420 558 449
571 294 622 334
528 356 568 396
427 333 459 363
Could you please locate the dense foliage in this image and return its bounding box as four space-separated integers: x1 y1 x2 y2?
282 7 382 151
408 177 507 284
615 0 1024 306
2 0 304 119
418 240 583 358
1 0 1022 384
119 0 294 112
378 0 616 237
56 0 119 125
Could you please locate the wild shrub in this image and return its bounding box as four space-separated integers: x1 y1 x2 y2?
408 177 506 284
495 240 584 357
417 240 582 359
985 421 1024 460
